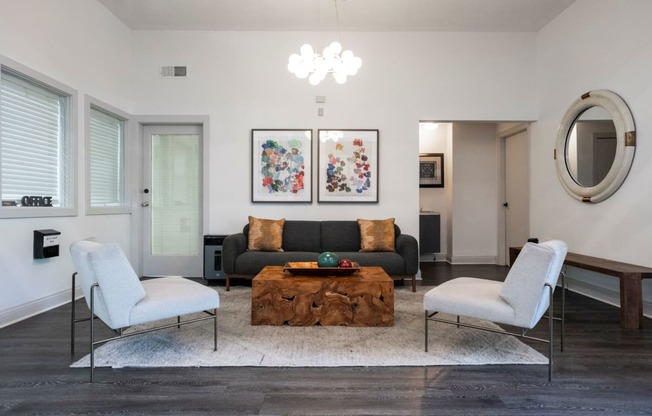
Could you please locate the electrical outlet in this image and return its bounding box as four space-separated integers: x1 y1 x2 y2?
318 108 324 116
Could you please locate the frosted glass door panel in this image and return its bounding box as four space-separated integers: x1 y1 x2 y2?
151 134 200 256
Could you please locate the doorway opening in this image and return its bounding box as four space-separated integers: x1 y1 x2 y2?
418 121 531 266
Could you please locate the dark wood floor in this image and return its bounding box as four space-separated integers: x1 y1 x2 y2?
1 263 652 415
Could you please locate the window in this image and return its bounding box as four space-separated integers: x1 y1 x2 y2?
87 99 129 214
0 58 76 218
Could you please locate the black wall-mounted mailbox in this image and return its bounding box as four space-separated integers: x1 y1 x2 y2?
34 229 61 259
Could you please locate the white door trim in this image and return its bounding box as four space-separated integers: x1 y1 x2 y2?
496 122 530 265
129 115 210 277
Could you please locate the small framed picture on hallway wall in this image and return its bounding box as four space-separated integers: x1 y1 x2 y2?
419 153 444 188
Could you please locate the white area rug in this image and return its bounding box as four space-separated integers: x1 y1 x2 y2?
71 286 546 368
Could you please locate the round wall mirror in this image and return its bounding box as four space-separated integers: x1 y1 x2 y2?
555 90 636 203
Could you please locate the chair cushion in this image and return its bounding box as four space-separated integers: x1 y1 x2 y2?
539 240 568 287
69 239 103 304
500 242 556 328
69 239 111 322
358 218 396 252
130 277 219 326
247 216 285 252
531 240 568 324
423 278 515 325
88 242 147 329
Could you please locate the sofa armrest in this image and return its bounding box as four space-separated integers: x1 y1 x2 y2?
223 233 247 274
396 234 419 275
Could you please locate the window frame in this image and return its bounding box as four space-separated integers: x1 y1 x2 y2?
0 55 77 219
85 95 131 215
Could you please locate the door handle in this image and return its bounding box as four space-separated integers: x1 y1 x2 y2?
141 202 150 207
503 202 509 207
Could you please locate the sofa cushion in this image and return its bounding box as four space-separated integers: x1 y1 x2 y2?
357 218 396 252
235 251 318 275
321 221 362 252
334 252 406 275
247 216 285 252
282 221 322 252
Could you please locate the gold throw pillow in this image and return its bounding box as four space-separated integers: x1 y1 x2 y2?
247 216 285 252
358 218 396 252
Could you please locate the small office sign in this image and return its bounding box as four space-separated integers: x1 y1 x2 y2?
21 196 53 207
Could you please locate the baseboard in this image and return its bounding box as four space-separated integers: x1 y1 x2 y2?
566 276 652 319
434 253 447 262
448 255 498 265
419 253 447 263
0 287 81 328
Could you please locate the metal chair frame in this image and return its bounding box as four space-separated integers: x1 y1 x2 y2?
70 272 218 383
424 272 566 382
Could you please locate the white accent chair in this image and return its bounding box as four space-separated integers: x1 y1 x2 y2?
70 240 220 382
423 240 568 381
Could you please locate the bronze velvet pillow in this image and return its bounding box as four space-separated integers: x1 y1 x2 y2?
357 218 396 252
247 216 285 252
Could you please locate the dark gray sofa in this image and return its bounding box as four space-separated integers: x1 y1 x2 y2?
223 220 419 291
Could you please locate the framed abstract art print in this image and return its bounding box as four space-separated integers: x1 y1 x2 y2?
251 129 312 203
318 129 379 203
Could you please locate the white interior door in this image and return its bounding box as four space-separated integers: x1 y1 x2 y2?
142 124 203 277
504 129 530 264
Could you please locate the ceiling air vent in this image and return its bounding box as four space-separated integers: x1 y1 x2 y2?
160 66 187 78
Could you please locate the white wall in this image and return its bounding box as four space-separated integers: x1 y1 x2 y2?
533 0 652 314
450 123 500 263
0 0 133 327
130 30 537 249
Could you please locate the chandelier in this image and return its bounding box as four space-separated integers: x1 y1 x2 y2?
288 42 362 85
287 1 362 85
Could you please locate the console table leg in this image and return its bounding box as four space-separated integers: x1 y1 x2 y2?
620 274 643 329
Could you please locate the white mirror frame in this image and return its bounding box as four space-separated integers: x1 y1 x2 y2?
554 90 636 203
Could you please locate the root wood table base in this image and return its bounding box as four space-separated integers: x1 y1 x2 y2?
251 266 394 326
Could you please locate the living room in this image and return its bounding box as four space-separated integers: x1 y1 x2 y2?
1 0 651 413
2 0 650 327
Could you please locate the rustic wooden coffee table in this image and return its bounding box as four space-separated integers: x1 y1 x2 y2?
251 265 394 326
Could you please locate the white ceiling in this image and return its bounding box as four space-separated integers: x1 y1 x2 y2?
97 0 576 32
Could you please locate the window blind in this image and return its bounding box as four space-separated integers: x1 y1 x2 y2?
151 134 200 256
1 70 69 206
89 107 124 207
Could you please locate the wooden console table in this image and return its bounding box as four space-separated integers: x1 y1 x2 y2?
510 247 652 329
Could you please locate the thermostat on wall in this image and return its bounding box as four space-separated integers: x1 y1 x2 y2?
34 229 61 259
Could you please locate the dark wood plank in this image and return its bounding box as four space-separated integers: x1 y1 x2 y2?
0 264 651 415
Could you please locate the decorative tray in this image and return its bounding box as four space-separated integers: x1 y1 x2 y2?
283 262 360 276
